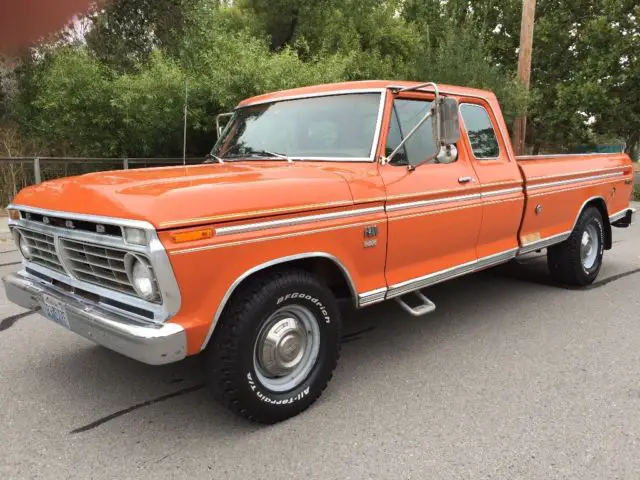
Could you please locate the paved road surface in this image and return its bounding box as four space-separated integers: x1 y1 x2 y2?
1 207 639 479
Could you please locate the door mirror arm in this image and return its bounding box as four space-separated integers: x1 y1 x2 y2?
383 82 461 172
382 107 435 167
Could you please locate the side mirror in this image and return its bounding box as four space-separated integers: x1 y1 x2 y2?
432 97 460 149
438 97 461 145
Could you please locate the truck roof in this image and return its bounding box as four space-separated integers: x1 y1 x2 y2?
238 80 496 107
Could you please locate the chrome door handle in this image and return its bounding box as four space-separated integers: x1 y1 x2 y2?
458 176 474 184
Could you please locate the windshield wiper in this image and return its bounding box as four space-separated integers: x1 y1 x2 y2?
204 152 224 164
250 150 292 163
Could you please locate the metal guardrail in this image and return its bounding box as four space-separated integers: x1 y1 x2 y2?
0 157 205 205
0 156 204 184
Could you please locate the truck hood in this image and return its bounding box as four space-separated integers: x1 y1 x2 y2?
13 162 356 229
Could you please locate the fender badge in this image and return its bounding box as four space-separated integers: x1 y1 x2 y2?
363 225 378 248
364 226 378 238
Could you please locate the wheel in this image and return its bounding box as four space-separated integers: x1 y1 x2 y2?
205 269 341 423
547 206 604 286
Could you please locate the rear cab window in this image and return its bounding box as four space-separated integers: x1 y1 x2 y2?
459 104 500 159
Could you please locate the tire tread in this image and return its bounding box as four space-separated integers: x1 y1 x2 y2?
547 207 604 286
206 269 340 423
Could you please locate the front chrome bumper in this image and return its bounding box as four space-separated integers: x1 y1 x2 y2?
3 272 187 365
611 207 636 228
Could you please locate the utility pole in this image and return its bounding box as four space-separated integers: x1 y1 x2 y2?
512 0 536 156
183 79 188 166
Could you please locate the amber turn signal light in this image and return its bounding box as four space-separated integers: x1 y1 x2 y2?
8 209 20 220
171 228 213 243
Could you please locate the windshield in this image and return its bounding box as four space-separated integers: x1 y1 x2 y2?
212 93 382 161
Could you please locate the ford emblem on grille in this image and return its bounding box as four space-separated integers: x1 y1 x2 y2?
42 216 50 224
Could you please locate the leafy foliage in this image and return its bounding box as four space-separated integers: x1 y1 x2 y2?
6 0 637 159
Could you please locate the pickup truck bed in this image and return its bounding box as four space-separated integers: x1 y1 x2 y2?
517 153 634 253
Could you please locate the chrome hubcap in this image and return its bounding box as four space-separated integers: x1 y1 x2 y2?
257 317 307 376
580 224 599 270
254 304 320 392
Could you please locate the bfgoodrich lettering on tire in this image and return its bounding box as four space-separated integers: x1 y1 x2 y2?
547 206 605 286
205 269 341 423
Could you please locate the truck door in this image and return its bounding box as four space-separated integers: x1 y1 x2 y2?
380 92 482 297
457 101 525 260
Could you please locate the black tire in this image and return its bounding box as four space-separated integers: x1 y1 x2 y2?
205 269 341 423
547 206 604 286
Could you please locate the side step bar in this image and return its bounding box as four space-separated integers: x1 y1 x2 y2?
395 291 436 317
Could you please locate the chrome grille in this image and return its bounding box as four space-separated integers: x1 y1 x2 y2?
59 238 136 295
18 229 65 272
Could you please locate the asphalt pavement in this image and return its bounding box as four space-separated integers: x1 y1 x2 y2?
1 204 639 479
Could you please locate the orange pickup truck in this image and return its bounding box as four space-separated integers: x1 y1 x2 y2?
4 81 636 423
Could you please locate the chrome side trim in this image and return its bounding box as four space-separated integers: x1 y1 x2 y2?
358 287 387 307
172 219 375 254
528 166 626 181
526 171 624 190
386 193 482 213
215 206 384 236
385 248 518 299
200 252 358 351
568 196 607 234
481 187 523 198
517 231 571 255
517 153 625 161
8 204 182 324
527 178 622 198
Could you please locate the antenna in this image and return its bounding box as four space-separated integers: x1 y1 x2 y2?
183 79 188 166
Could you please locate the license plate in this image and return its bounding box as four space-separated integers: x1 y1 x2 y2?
42 294 70 329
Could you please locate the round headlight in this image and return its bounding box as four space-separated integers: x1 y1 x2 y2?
14 231 32 260
126 255 158 301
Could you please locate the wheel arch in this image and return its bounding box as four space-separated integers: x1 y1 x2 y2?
574 196 611 250
200 252 357 351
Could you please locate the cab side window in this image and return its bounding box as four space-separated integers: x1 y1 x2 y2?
459 104 500 159
386 99 447 167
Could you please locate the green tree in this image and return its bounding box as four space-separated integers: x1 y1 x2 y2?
7 0 530 158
